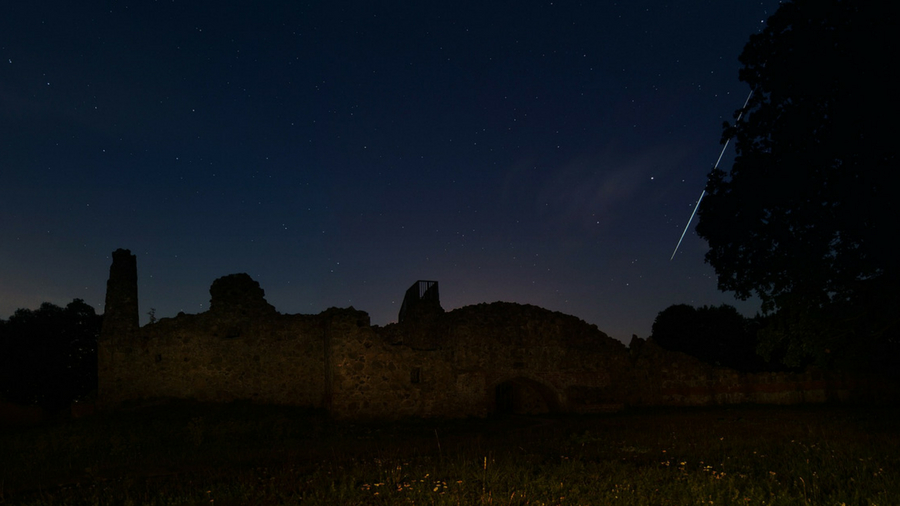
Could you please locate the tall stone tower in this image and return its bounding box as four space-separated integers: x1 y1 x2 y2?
100 248 139 340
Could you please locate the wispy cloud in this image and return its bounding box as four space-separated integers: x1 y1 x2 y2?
525 144 693 235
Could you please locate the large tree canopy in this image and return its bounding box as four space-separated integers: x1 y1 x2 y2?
0 299 101 409
651 304 766 372
696 0 898 368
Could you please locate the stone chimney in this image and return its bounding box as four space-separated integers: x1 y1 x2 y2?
100 248 139 340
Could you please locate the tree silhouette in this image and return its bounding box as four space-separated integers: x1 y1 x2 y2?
695 0 899 369
651 304 766 372
0 299 101 410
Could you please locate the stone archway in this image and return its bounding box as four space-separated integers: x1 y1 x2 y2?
493 377 561 415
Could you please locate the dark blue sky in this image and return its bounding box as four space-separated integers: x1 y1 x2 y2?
2 1 777 343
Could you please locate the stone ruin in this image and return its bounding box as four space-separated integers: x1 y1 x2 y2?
208 273 277 318
398 280 442 323
97 249 891 418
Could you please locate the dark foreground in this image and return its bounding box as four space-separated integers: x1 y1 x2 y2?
2 401 898 505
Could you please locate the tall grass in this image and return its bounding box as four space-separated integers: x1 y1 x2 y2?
2 402 897 505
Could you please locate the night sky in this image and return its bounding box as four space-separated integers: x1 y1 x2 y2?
2 1 778 344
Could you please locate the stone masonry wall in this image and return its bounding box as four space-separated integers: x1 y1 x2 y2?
624 337 890 406
97 252 893 418
99 311 329 407
330 302 638 418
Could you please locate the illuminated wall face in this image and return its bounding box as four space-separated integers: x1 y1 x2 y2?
98 253 871 418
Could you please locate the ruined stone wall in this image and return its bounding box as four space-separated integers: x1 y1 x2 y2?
327 302 636 418
330 334 469 419
99 311 330 407
441 303 633 413
327 304 494 419
98 272 339 409
100 294 886 417
624 337 888 407
97 251 892 418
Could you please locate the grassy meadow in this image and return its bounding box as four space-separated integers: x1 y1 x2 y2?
1 401 898 505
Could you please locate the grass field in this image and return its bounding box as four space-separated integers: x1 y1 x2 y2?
1 401 898 505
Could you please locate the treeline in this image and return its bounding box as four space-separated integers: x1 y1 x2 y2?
651 303 900 374
0 299 101 411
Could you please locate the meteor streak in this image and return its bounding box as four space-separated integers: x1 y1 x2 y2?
670 90 753 261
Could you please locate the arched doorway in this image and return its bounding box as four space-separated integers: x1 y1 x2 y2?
493 377 560 415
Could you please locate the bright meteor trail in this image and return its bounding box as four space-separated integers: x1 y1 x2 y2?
670 90 754 261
